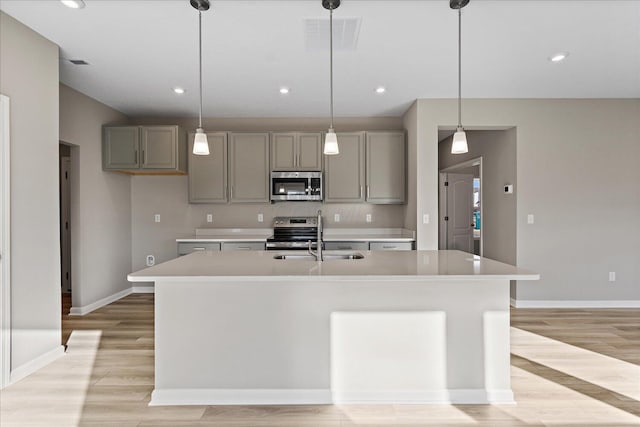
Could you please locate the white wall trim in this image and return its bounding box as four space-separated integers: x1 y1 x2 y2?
512 298 640 308
333 388 514 404
150 388 332 406
9 345 65 385
0 94 11 389
132 285 154 294
69 288 132 316
149 388 513 406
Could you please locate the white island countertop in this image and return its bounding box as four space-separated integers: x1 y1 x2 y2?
128 250 538 282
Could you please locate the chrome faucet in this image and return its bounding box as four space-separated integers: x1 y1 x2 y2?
308 209 323 261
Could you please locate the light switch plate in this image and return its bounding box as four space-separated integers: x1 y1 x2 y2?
527 214 534 224
609 272 616 282
334 213 341 222
206 214 213 223
258 213 264 223
154 214 161 223
366 214 372 223
423 214 430 224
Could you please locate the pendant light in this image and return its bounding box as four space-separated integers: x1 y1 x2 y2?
323 0 340 155
191 0 210 156
451 0 469 154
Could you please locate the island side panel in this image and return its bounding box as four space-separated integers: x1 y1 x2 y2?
152 278 511 405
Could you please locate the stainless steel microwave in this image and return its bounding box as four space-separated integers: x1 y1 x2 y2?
270 171 322 202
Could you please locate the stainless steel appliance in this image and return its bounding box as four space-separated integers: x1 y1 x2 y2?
266 216 321 250
270 171 322 202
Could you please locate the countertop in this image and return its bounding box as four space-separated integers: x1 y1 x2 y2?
128 250 539 282
176 228 416 243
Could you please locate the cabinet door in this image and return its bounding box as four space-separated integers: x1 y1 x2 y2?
297 133 322 170
103 126 140 170
229 133 270 203
366 131 406 204
271 133 296 171
188 132 227 203
324 132 365 202
141 126 177 169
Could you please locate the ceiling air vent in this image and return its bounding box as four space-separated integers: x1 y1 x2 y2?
69 59 89 65
304 17 361 51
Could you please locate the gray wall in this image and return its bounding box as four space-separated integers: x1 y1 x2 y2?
128 116 406 271
0 12 61 370
59 85 131 309
402 102 418 232
439 129 517 265
406 99 640 303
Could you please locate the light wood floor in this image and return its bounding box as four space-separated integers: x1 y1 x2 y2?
1 294 639 427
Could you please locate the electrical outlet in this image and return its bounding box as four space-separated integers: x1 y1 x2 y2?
154 214 161 223
334 213 341 222
609 272 616 282
527 214 534 224
366 214 372 223
206 214 213 223
423 214 430 224
146 255 155 267
258 213 264 223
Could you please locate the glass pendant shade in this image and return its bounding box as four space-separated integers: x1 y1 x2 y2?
193 128 210 155
323 129 339 155
451 127 468 154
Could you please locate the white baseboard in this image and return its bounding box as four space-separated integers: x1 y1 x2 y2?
10 345 65 385
149 388 513 406
150 388 332 406
132 285 154 293
512 298 640 308
333 388 514 404
69 288 132 316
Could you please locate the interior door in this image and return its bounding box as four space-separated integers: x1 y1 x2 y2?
443 173 474 253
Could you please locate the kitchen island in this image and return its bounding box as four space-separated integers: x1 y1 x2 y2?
128 250 538 406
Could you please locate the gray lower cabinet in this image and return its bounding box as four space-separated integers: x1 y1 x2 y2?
177 242 221 256
229 133 270 203
324 241 369 251
366 131 406 204
324 132 366 202
103 125 186 173
222 242 265 251
188 132 228 203
369 241 413 251
271 132 322 171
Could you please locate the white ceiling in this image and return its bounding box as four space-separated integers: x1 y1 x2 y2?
1 0 639 118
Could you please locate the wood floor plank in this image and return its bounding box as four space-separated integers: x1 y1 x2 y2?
1 294 638 426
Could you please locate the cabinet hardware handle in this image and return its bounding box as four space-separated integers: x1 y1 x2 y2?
383 246 396 249
237 246 251 250
359 186 363 199
193 247 206 251
338 246 351 250
366 185 370 199
143 150 146 164
135 151 138 164
230 186 234 200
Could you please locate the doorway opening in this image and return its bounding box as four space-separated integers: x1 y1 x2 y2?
59 143 72 323
439 157 482 255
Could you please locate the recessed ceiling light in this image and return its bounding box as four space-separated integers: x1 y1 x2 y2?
173 87 186 95
549 52 569 62
60 0 85 9
279 87 290 95
375 86 386 94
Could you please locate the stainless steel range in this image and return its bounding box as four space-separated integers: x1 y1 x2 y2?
266 216 320 250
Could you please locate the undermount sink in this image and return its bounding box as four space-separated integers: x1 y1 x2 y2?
273 253 365 261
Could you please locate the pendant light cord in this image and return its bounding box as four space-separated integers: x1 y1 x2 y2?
198 10 203 129
457 7 462 129
329 6 334 129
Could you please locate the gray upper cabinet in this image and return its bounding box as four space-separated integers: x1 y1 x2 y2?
103 125 186 174
324 132 366 203
188 132 228 203
366 131 406 204
229 132 270 203
103 126 140 169
271 132 322 171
